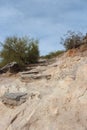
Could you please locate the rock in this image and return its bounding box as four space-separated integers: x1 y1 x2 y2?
33 74 51 80
0 62 20 73
20 70 39 75
38 58 47 63
20 74 51 82
1 92 28 107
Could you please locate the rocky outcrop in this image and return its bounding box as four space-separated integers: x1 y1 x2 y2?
19 65 51 82
0 53 87 130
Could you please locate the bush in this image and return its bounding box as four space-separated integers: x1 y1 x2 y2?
0 36 39 68
61 31 83 50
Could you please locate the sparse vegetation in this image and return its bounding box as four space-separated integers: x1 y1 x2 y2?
0 31 87 69
42 50 64 59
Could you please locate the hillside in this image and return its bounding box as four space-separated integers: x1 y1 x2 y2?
0 47 87 130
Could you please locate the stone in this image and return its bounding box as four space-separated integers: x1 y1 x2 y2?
1 92 28 107
0 62 20 73
20 74 51 82
20 70 39 75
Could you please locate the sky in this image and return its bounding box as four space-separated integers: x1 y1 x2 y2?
0 0 87 55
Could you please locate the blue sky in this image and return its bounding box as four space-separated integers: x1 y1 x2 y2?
0 0 87 55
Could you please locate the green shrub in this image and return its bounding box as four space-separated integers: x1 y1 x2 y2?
0 36 39 68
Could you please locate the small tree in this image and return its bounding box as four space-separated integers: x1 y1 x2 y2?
0 36 39 68
61 31 83 50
